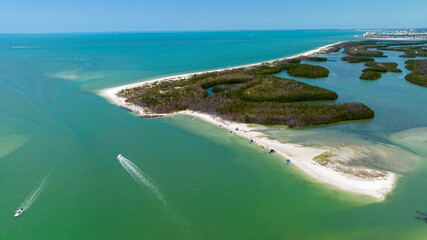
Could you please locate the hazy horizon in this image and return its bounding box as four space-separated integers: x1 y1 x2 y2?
0 28 426 35
1 0 426 33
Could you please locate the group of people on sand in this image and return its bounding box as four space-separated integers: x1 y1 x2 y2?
219 124 291 165
249 138 291 164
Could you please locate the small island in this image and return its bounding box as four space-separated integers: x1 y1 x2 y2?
385 45 427 58
405 59 427 87
338 40 426 80
360 71 381 80
285 63 330 78
341 56 374 63
339 40 427 61
360 62 402 80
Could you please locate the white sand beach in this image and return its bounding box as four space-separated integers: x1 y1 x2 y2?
98 42 396 200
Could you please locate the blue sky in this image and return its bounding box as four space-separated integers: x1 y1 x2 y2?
0 0 426 33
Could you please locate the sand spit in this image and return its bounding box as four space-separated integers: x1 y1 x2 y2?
98 42 396 200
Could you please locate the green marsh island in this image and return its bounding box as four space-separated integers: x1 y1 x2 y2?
118 58 373 128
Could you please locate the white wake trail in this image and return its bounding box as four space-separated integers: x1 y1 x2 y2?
117 154 167 205
117 154 197 239
20 174 49 210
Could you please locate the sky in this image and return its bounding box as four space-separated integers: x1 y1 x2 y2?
0 0 426 33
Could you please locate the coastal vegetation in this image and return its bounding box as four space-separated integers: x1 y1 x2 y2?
339 40 427 62
341 56 374 63
404 59 427 87
384 45 427 58
285 64 330 78
118 41 427 127
337 40 427 81
298 56 328 62
360 71 381 80
238 76 338 102
119 61 374 128
247 59 301 75
339 40 386 58
340 41 385 63
344 46 385 58
328 46 341 53
359 62 402 80
245 59 329 78
364 62 402 73
314 151 388 179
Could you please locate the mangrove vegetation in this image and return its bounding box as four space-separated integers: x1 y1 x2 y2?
119 59 374 128
118 40 427 128
285 64 330 78
298 56 328 62
360 71 381 80
340 40 427 62
405 59 427 87
338 40 426 81
383 45 427 58
359 62 402 80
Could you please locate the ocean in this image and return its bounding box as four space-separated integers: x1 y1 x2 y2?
0 30 426 239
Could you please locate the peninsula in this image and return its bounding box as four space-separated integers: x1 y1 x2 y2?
100 41 407 200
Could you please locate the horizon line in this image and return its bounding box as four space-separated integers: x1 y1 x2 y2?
0 27 426 35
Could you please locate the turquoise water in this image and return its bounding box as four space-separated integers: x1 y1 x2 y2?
1 31 426 239
269 49 427 172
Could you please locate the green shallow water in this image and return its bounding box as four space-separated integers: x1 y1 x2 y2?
0 31 426 239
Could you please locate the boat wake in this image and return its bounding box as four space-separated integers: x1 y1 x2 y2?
117 154 167 205
117 155 198 238
19 174 50 213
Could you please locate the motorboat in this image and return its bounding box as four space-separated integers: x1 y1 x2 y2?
14 208 24 217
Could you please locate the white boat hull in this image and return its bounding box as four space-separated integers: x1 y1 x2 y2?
14 209 24 217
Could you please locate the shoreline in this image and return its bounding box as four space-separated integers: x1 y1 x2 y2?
98 41 344 104
98 41 396 200
355 35 427 41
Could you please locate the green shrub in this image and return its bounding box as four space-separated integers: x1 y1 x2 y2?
360 71 381 80
405 73 427 87
362 67 388 73
287 64 329 78
404 59 427 87
341 56 375 63
240 77 338 102
299 56 328 62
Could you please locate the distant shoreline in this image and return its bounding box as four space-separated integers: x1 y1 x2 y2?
98 41 396 200
355 35 427 41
